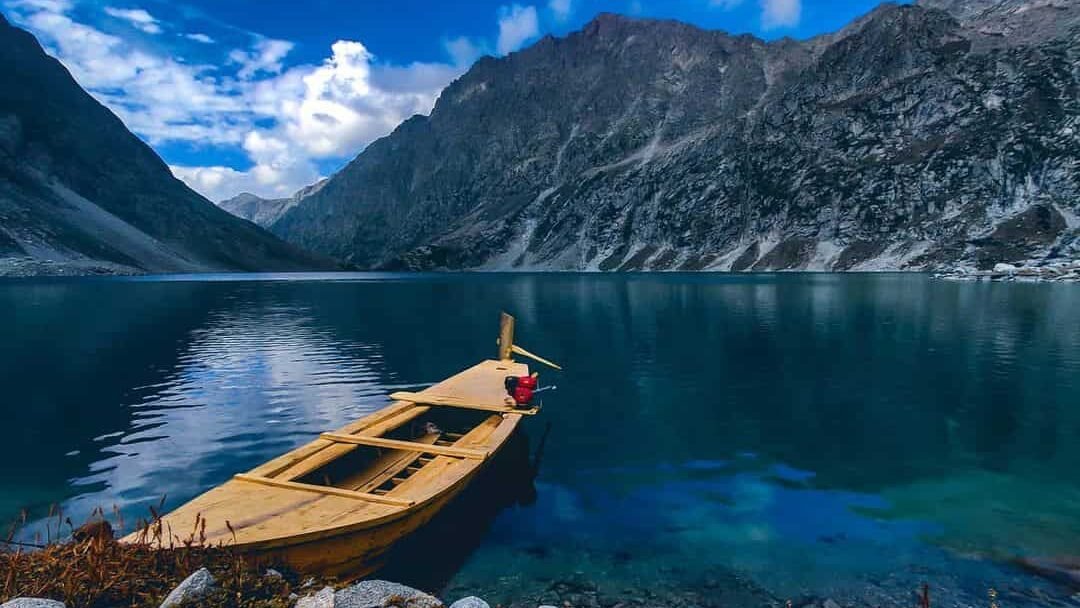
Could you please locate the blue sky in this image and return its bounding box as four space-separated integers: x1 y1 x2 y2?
2 0 901 201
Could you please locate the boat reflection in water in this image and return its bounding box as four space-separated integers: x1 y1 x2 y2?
377 427 543 591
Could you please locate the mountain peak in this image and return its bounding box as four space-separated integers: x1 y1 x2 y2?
579 11 715 37
222 192 263 205
587 11 630 25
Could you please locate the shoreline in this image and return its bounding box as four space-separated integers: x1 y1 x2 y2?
934 261 1080 283
3 256 1079 281
4 530 1079 608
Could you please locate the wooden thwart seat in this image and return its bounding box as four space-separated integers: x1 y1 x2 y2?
388 391 540 415
319 433 490 460
232 474 415 506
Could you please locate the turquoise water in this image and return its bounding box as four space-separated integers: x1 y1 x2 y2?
2 273 1079 605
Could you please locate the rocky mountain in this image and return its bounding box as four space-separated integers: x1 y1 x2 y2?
0 14 333 276
271 0 1080 271
219 181 326 228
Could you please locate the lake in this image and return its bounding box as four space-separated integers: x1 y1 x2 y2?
2 273 1079 606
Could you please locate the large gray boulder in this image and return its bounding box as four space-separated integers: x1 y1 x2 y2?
296 586 336 608
334 581 442 608
1 599 65 608
448 598 489 608
159 567 216 608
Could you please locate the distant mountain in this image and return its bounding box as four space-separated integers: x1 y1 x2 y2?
220 181 326 228
0 14 333 276
271 0 1080 271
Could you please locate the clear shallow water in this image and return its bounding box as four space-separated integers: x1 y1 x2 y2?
2 273 1079 604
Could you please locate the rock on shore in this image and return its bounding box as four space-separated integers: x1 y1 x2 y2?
935 260 1080 282
0 599 66 608
159 568 216 608
291 580 462 608
448 598 490 608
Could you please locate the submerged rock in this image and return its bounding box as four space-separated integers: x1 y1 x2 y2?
334 581 442 608
296 587 336 608
1 599 65 608
1016 557 1080 590
449 598 489 608
159 567 216 608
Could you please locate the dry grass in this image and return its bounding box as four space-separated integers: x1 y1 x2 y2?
1 507 334 608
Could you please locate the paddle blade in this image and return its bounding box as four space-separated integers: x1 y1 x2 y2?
511 344 563 370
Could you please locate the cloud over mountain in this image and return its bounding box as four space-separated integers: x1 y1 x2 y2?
3 0 474 201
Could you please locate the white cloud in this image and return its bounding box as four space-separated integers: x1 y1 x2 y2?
760 0 801 29
103 6 162 34
548 0 573 22
254 40 460 160
170 161 321 203
228 37 294 79
496 4 539 55
444 35 484 67
707 0 801 30
185 32 214 44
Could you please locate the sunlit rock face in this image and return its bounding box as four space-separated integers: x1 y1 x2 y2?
272 2 1080 272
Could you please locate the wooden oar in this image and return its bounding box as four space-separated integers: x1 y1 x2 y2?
511 344 563 370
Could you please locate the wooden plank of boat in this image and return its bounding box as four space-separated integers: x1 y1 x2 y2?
388 390 540 415
389 358 534 412
232 474 415 506
318 433 490 460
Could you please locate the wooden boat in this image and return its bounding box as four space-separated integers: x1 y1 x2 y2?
121 313 559 578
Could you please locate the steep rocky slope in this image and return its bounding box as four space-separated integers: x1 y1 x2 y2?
272 0 1080 271
0 14 332 276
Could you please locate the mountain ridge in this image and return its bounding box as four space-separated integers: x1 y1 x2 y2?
270 1 1080 271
